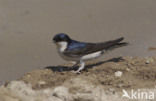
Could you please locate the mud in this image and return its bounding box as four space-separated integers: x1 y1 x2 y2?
20 57 156 90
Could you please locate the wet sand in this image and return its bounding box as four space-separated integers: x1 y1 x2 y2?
0 0 156 84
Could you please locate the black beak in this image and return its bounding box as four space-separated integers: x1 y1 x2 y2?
53 37 57 43
53 40 56 43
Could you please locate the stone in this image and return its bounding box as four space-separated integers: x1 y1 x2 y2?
114 71 123 77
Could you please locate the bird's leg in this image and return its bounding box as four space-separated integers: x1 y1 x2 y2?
72 61 79 67
75 60 85 73
71 61 79 70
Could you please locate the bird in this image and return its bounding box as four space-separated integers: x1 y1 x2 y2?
53 33 128 73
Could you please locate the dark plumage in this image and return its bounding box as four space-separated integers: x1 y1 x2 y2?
63 37 128 58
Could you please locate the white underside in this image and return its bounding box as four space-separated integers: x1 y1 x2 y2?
81 51 102 61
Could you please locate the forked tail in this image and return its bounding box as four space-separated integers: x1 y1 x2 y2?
104 37 128 51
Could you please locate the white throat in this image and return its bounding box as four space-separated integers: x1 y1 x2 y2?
57 42 68 52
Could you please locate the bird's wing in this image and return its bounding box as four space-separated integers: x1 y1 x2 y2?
63 37 128 58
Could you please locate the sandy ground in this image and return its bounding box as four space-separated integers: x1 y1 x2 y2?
20 57 156 90
0 0 156 84
0 56 156 101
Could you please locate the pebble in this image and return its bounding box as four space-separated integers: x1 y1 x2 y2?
126 68 130 71
38 81 46 85
114 71 123 77
145 57 154 64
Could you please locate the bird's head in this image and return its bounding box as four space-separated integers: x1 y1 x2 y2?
53 33 71 43
53 33 71 51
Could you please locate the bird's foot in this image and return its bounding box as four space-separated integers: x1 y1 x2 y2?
71 60 85 74
71 70 81 74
